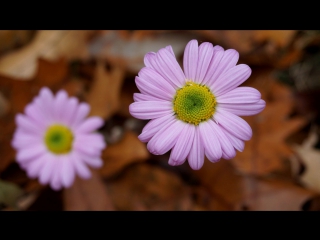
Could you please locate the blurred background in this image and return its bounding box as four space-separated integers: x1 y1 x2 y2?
0 30 320 211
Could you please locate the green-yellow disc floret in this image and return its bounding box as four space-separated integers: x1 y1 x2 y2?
173 81 217 125
44 124 74 154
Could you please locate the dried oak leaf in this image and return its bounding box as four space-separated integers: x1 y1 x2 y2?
0 58 70 173
230 68 309 176
0 30 96 79
293 126 320 192
106 163 198 210
99 130 150 178
85 61 125 120
193 159 319 210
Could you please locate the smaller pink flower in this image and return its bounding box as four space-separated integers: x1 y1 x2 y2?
11 87 106 191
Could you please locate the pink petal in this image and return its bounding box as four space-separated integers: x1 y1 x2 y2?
205 49 239 87
74 139 103 158
24 154 47 179
71 103 90 128
60 97 78 126
138 113 175 142
76 116 104 133
216 87 261 104
199 120 222 162
15 114 45 134
71 152 92 179
135 76 174 101
61 155 75 188
24 103 48 129
165 45 175 56
210 64 252 96
147 119 184 155
188 128 205 170
12 131 42 150
223 130 245 152
155 48 186 88
39 154 55 185
168 123 195 166
36 87 54 121
50 158 63 191
139 67 176 94
81 155 103 169
144 52 157 69
53 90 68 122
183 39 198 82
195 42 214 84
133 93 163 102
129 101 173 120
214 109 252 141
209 121 236 159
218 99 266 116
16 143 47 163
74 133 106 151
202 46 224 85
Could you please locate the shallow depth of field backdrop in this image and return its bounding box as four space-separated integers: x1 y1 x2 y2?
1 30 320 211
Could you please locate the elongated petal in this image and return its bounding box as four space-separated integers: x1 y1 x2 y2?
206 49 240 86
187 128 205 170
24 103 48 129
216 87 261 104
218 99 266 116
15 114 45 134
50 158 63 191
202 46 224 85
133 93 163 102
169 123 195 166
53 90 68 122
214 109 252 141
39 154 55 185
129 101 173 120
71 103 90 128
195 42 214 83
61 156 75 188
76 116 104 133
211 64 252 96
61 97 78 125
138 113 175 142
81 155 103 168
16 143 47 163
223 130 245 152
183 39 198 82
25 154 47 179
72 152 91 179
12 131 42 149
199 120 222 162
135 76 174 100
36 87 54 121
147 119 184 155
138 67 176 96
155 48 186 88
74 133 106 151
144 52 157 69
209 121 236 159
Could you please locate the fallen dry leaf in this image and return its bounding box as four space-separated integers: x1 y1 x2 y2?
99 130 150 178
0 30 95 79
293 126 320 192
193 158 318 210
63 170 115 210
230 68 309 176
106 163 197 210
85 61 125 120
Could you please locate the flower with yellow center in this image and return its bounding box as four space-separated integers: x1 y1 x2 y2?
129 39 266 170
12 87 106 191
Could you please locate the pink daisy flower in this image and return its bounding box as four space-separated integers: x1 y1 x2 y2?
11 87 106 190
129 39 266 170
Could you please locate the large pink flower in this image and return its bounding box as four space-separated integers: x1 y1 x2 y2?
129 39 265 170
11 87 106 190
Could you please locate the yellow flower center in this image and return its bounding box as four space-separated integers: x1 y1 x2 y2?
44 125 74 154
173 81 217 125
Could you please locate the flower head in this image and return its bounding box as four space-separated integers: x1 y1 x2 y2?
129 39 266 170
12 87 106 190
